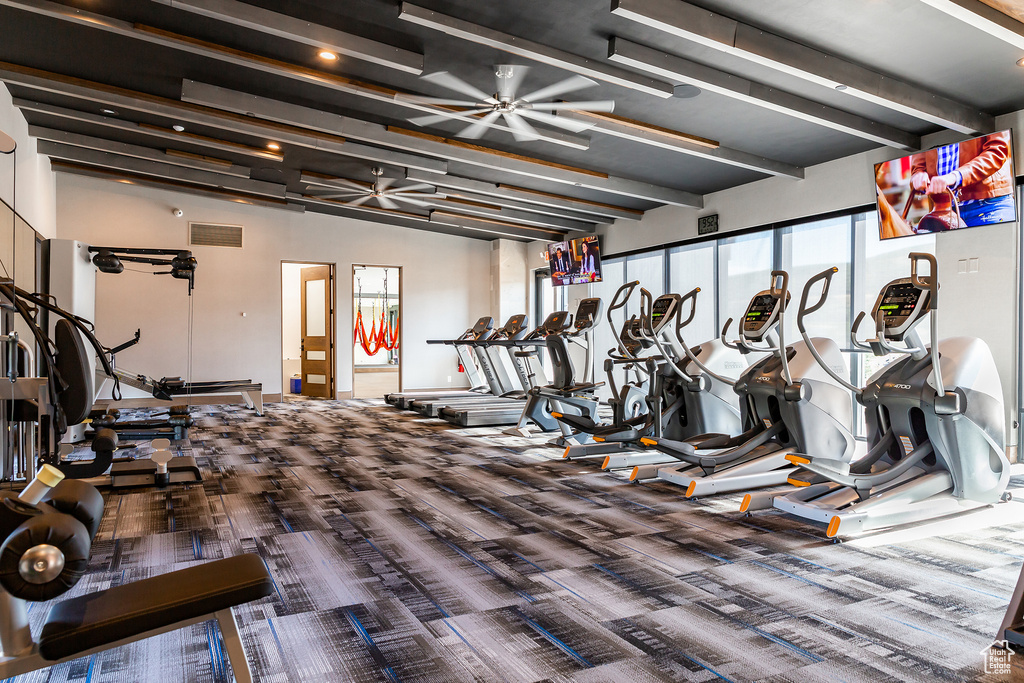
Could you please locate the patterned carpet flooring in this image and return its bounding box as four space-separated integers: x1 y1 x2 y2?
10 397 1024 682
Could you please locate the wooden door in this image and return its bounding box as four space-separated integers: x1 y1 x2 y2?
300 265 333 398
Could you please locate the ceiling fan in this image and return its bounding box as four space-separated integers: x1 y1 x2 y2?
305 168 446 210
398 64 615 141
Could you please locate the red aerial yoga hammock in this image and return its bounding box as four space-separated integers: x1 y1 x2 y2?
354 271 399 355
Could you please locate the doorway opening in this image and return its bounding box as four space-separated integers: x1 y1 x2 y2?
352 264 401 399
282 262 336 399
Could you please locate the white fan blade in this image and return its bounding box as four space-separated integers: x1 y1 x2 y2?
524 100 615 112
422 72 497 104
517 108 595 133
395 94 484 107
307 177 369 192
376 195 400 210
391 182 435 194
456 110 502 139
408 108 492 128
377 177 396 191
347 195 373 207
518 75 597 103
392 192 447 199
495 64 529 100
502 112 541 142
392 195 432 207
313 191 367 200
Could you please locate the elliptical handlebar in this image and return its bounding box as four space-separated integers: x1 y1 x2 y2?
675 287 699 331
720 318 741 351
850 311 872 351
639 288 654 337
797 267 862 395
673 287 735 387
770 271 793 386
909 252 945 397
609 280 640 359
797 267 837 335
608 280 639 313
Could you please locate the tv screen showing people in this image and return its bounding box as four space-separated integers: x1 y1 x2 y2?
875 129 1016 240
547 236 603 286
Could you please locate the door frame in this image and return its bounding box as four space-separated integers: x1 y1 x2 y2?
352 263 402 397
281 261 336 399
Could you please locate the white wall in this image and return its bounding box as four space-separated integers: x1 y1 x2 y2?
56 173 491 397
0 85 56 238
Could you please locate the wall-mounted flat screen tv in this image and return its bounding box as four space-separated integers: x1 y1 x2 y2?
546 235 602 286
875 129 1015 240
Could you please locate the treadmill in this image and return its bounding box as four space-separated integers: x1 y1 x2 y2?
384 316 495 409
410 314 532 417
440 300 603 428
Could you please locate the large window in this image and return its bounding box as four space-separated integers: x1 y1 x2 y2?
779 215 852 345
718 231 774 334
668 241 717 344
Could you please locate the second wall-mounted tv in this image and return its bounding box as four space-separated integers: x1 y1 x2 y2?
547 235 602 286
875 129 1016 240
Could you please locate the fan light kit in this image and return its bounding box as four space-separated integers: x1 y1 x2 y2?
308 167 447 210
399 64 614 141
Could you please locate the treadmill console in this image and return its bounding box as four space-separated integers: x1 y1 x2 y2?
540 311 571 335
650 293 681 333
872 278 930 340
501 314 530 340
741 291 789 341
573 298 603 331
471 316 495 339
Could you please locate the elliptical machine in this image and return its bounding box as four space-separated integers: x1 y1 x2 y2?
770 254 1010 538
646 271 856 498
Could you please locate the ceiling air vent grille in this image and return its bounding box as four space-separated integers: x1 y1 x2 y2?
189 222 243 248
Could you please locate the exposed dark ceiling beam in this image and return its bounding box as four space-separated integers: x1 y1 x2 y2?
0 0 589 149
609 39 921 151
38 141 287 197
397 2 675 98
610 0 994 134
52 160 304 212
0 62 449 173
30 126 252 177
560 109 805 178
150 0 425 74
918 0 1024 49
428 211 569 241
402 170 642 222
301 171 604 225
14 99 285 162
300 172 592 232
182 81 704 207
298 194 551 241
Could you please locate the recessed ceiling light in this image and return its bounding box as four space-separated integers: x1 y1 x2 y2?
1017 57 1024 67
835 84 848 91
319 50 338 61
172 125 185 132
267 142 281 151
100 108 118 116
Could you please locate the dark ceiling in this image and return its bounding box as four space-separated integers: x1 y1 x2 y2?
1 0 1021 241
